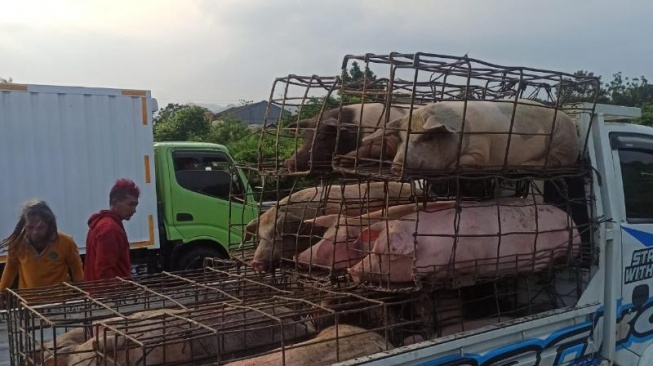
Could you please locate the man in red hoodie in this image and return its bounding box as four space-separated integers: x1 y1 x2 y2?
84 178 140 281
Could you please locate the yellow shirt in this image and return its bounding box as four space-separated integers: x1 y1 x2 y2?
0 232 84 291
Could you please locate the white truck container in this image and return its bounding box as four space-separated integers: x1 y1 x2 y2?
0 83 161 260
333 103 653 366
1 83 262 276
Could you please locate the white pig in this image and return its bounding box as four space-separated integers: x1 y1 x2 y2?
44 306 317 366
348 198 580 285
225 324 393 366
362 99 579 175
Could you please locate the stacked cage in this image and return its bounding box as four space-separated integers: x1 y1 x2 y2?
7 262 440 365
239 52 602 350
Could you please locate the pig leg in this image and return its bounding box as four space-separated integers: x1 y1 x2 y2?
454 152 489 168
337 135 398 167
450 136 491 168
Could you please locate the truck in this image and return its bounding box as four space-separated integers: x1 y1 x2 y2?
3 100 651 366
0 82 259 272
332 102 653 366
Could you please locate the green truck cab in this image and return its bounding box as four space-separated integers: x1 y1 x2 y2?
152 142 259 270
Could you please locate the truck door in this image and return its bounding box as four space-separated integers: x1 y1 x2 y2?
170 150 254 250
611 132 653 354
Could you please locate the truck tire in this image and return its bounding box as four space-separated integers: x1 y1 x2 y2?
176 246 228 271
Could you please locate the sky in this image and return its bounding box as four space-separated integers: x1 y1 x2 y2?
1 0 651 110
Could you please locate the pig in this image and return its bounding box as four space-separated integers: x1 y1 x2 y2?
46 305 317 366
361 99 580 175
283 103 409 172
246 182 421 272
295 201 454 270
225 324 393 366
43 337 98 366
347 198 580 285
41 308 186 365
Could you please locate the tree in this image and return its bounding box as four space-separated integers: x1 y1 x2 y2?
557 71 653 127
342 61 376 85
0 76 13 83
153 104 211 141
207 115 251 145
340 61 385 104
600 72 653 126
153 103 185 125
558 70 608 105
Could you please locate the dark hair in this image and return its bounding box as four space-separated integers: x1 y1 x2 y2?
109 178 141 205
0 199 58 252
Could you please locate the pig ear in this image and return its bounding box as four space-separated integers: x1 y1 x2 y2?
287 119 315 129
361 118 402 142
243 218 259 242
276 211 300 234
320 118 359 132
304 214 339 228
358 228 381 243
422 108 463 133
357 220 390 242
319 118 339 127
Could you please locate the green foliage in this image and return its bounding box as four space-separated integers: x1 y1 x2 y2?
153 105 211 141
342 61 376 85
559 70 609 104
601 72 653 126
339 61 383 105
641 104 653 127
561 71 653 126
153 103 184 125
286 96 340 125
207 115 250 145
227 132 321 201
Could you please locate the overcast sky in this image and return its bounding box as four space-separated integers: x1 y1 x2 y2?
1 0 651 109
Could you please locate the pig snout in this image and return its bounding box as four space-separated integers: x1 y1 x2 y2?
391 163 403 176
250 259 270 273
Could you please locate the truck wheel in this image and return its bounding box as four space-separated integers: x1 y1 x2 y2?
176 247 227 270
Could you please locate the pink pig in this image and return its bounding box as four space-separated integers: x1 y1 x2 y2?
347 198 580 285
295 201 455 270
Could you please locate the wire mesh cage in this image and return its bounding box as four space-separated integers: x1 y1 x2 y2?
216 52 603 363
235 52 600 290
254 54 601 180
233 174 426 275
329 52 601 179
255 74 343 176
5 266 302 365
231 171 596 291
6 253 594 365
6 264 449 366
